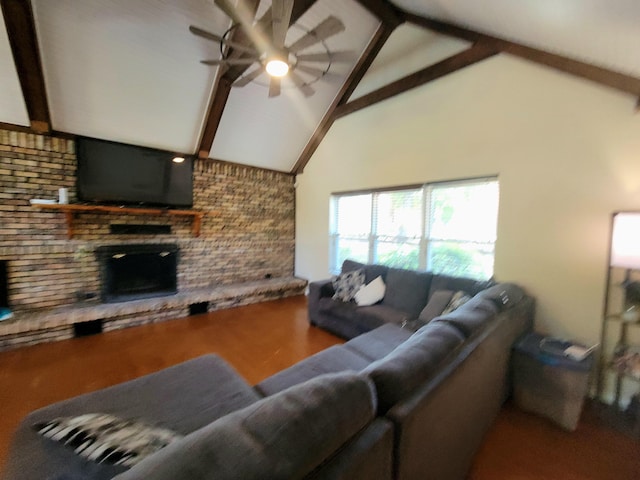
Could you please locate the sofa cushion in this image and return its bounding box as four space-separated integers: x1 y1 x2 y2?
312 300 397 340
342 260 389 284
428 274 492 299
113 373 378 480
332 269 365 302
362 322 465 413
318 296 359 318
432 296 499 338
255 345 371 396
354 276 386 306
381 267 432 318
478 282 524 310
3 355 261 480
356 304 411 326
317 299 409 333
344 324 412 362
341 259 366 273
418 289 454 323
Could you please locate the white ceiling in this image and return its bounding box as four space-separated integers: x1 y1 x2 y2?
351 24 470 100
0 8 29 127
392 0 640 77
0 1 639 172
31 0 232 153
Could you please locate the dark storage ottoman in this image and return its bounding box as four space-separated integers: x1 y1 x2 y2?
512 332 593 431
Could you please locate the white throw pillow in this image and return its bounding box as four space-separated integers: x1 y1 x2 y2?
354 276 386 306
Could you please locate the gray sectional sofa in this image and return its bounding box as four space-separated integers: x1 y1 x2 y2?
3 261 535 480
308 259 497 339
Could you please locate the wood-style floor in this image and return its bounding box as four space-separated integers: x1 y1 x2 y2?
0 295 638 479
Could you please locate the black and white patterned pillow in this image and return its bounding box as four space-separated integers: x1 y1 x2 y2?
34 413 183 467
331 268 365 302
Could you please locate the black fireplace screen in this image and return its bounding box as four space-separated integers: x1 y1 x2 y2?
96 244 178 303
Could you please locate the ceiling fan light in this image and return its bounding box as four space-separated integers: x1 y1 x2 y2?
265 59 289 77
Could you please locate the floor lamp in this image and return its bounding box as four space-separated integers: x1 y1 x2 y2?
599 212 640 407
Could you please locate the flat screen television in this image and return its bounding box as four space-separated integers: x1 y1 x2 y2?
76 136 193 208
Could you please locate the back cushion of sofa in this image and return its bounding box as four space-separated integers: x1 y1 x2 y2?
341 259 389 284
381 267 432 318
478 282 525 311
362 322 465 413
428 273 492 300
432 296 499 338
114 373 377 480
341 259 366 274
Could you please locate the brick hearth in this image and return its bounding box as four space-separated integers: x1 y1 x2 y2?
0 277 306 350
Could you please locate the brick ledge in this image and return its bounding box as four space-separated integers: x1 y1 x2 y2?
0 277 307 350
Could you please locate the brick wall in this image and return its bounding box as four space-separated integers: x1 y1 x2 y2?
0 129 295 314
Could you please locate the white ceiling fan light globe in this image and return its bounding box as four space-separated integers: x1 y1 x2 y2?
265 59 289 77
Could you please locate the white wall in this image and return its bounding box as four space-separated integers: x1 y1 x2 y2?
295 52 640 346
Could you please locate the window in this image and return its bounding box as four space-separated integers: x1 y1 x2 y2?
330 178 499 280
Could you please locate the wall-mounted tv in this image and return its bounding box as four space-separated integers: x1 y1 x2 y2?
76 136 193 208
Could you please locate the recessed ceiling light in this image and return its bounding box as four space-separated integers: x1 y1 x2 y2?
172 156 185 164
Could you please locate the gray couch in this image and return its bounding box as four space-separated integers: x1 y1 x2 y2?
4 357 393 480
308 259 496 339
4 263 534 480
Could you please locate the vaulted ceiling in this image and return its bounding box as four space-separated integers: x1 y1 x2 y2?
1 0 639 174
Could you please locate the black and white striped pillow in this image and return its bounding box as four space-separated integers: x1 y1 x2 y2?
34 413 182 467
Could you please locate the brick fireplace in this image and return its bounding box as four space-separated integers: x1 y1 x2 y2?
0 129 301 349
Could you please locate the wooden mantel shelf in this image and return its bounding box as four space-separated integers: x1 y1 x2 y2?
33 203 205 238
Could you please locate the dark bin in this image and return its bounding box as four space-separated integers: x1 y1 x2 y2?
512 332 594 431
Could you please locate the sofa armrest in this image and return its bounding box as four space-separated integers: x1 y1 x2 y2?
308 280 335 326
308 280 334 306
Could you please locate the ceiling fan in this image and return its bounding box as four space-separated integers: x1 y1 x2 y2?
190 0 354 98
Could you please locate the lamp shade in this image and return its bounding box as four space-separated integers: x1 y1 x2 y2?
611 212 640 269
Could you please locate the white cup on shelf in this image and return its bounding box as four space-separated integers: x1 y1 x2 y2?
58 188 68 204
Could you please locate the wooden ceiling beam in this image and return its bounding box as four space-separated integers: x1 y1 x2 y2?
333 42 499 119
353 0 404 28
197 77 232 158
292 24 396 174
1 0 51 133
405 12 640 99
196 0 318 158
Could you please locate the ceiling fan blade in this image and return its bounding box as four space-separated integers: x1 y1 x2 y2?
293 64 326 77
272 0 294 50
189 26 258 56
269 77 281 98
215 0 269 53
294 64 341 82
214 0 246 26
296 50 356 63
287 16 346 53
235 66 265 87
201 58 258 66
289 71 314 97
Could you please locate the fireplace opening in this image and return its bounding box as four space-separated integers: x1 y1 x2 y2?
96 244 178 303
0 260 8 308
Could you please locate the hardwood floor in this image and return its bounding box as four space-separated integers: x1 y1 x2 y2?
0 296 638 478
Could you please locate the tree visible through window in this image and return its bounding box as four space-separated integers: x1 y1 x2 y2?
330 178 499 280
